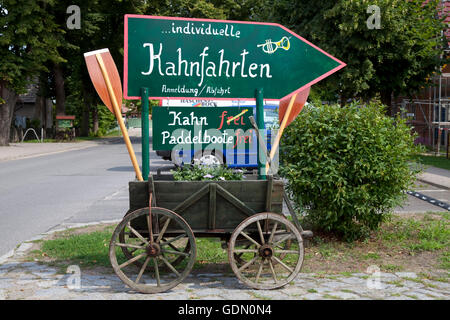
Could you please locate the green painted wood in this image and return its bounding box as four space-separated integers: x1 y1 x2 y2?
265 175 273 211
129 181 148 212
256 88 266 179
209 183 217 229
155 188 266 202
141 87 150 180
127 177 284 232
124 15 345 100
215 183 255 217
154 180 268 196
172 183 210 213
148 175 157 206
153 106 254 150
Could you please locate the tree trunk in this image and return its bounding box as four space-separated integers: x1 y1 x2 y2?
381 90 393 116
34 95 45 127
92 105 99 135
45 99 53 129
81 102 90 136
81 89 91 136
54 63 65 115
0 82 18 146
339 94 347 106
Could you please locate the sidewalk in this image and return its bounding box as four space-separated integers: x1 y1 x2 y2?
418 166 450 190
0 141 101 162
0 129 142 162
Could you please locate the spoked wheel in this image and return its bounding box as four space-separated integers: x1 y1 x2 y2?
110 207 196 293
119 229 191 270
228 212 304 290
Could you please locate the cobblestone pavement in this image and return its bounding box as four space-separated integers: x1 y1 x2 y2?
0 221 448 300
0 255 448 300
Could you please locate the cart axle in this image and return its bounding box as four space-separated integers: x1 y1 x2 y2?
146 243 160 257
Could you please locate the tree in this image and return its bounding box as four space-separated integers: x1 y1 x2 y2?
61 0 257 136
0 0 63 145
256 0 447 113
1 0 260 143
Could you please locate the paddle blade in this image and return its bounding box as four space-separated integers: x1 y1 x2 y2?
279 87 310 126
84 48 122 113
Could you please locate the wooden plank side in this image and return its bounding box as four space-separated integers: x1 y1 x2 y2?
266 175 273 212
172 183 210 213
271 180 284 214
174 200 210 230
214 194 259 230
271 181 284 201
154 180 267 202
215 184 256 217
209 183 217 229
129 181 148 211
141 178 285 230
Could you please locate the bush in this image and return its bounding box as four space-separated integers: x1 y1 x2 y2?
96 104 118 136
280 101 421 241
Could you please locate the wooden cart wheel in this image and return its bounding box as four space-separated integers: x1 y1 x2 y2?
119 229 191 270
228 212 304 290
110 207 196 293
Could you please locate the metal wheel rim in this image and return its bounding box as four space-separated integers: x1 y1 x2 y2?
192 150 223 166
171 148 185 167
228 212 304 290
197 154 221 166
110 207 196 294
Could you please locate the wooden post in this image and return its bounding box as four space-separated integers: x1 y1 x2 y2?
256 88 266 180
95 54 143 181
141 87 150 181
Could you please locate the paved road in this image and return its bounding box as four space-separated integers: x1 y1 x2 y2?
2 131 450 257
0 134 172 257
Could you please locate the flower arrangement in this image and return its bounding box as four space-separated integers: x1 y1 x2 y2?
171 165 244 181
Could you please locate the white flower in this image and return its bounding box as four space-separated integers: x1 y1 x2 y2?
203 174 214 179
219 176 226 181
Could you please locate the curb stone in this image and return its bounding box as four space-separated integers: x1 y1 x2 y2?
416 178 450 191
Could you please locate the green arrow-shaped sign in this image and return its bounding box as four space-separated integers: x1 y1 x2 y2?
124 15 345 100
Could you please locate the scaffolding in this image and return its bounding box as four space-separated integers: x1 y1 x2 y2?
399 1 450 154
400 73 450 155
400 45 450 155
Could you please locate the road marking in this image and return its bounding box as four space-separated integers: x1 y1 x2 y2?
406 190 450 211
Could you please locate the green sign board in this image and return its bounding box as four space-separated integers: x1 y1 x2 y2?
57 119 73 129
124 15 346 101
153 106 254 150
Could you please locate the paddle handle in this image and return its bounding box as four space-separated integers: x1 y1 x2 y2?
95 54 144 181
265 93 297 173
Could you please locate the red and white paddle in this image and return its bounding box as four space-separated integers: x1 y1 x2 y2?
265 86 310 173
84 48 143 181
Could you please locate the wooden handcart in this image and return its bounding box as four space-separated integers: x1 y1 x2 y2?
109 173 310 293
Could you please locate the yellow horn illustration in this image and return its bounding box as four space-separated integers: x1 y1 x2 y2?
257 36 290 54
